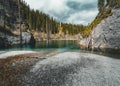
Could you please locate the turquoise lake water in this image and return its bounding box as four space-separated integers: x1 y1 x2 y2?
0 40 119 58
0 40 80 51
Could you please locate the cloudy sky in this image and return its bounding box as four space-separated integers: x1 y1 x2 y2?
24 0 98 25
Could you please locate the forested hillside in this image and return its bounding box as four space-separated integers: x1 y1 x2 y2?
0 0 85 37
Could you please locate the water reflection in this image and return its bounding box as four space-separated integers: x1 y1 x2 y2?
35 40 80 49
0 40 119 58
0 40 80 51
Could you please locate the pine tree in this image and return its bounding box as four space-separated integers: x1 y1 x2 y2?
98 0 105 12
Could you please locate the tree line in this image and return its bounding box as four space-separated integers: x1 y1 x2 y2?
0 0 86 36
21 0 86 35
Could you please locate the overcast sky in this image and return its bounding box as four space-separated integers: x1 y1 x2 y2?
24 0 98 25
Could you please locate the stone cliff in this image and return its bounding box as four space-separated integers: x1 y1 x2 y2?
0 32 35 48
79 0 120 51
0 0 35 47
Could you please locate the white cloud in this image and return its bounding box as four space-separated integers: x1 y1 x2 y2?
65 10 98 25
24 0 98 25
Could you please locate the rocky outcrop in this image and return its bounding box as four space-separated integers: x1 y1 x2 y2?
79 0 120 52
0 32 35 48
92 9 120 49
79 8 120 51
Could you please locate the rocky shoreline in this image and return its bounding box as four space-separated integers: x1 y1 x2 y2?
0 51 120 86
0 51 49 86
0 50 68 86
0 54 39 85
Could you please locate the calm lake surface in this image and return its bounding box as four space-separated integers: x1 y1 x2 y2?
0 40 80 51
0 40 119 58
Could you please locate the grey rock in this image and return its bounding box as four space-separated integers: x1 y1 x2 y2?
0 32 35 47
93 9 120 49
79 8 120 50
3 52 120 86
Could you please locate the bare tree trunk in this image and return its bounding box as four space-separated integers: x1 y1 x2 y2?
46 18 49 42
89 28 95 51
3 0 5 36
39 28 42 41
18 0 22 45
48 20 51 40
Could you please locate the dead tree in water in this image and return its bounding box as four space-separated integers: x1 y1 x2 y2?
46 18 50 42
89 28 95 51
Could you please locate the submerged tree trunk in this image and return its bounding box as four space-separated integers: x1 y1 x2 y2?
46 18 50 42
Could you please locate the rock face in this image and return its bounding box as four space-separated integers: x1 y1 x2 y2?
79 8 120 50
92 9 120 49
0 32 35 47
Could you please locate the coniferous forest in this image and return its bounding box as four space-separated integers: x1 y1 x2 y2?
0 0 85 38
